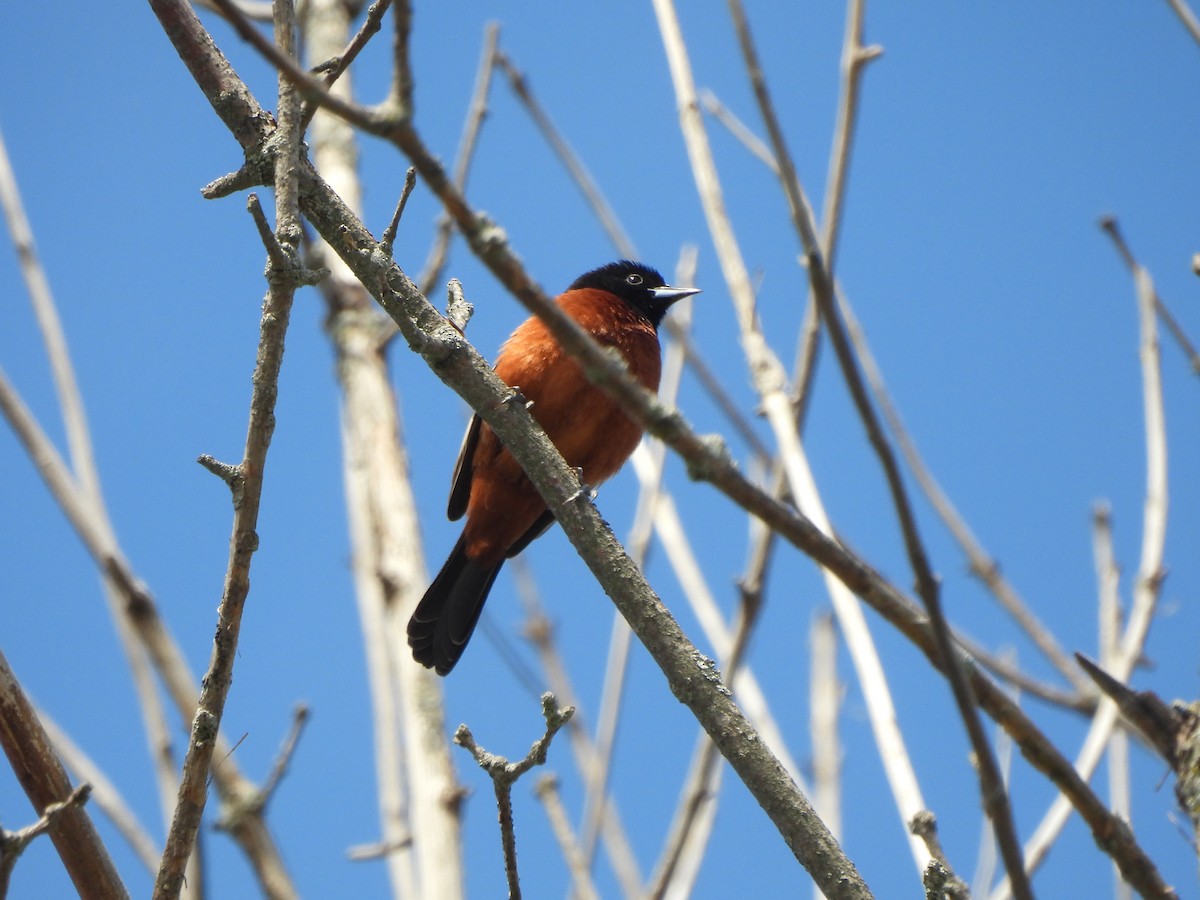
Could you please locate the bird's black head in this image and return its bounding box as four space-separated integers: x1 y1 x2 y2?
568 260 701 328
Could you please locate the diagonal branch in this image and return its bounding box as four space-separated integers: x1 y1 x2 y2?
0 649 126 899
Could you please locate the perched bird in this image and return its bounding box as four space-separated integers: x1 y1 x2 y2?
408 260 700 675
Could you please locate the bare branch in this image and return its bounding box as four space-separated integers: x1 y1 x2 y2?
496 49 637 256
418 22 499 295
821 0 883 272
155 3 308 892
810 612 843 843
724 1 1029 890
0 649 126 898
1098 218 1168 675
299 0 394 130
836 288 1092 695
454 694 575 900
0 784 96 898
380 166 417 251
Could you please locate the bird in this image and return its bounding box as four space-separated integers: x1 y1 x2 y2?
407 260 700 675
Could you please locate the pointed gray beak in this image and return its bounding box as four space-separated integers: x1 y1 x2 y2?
651 285 702 303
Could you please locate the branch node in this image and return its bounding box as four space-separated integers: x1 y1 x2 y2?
246 193 326 288
0 782 94 876
857 44 885 65
198 454 244 494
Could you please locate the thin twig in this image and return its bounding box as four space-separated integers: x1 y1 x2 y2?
1101 218 1200 376
299 0 394 130
496 49 636 255
155 4 308 893
909 811 969 899
725 1 1029 891
380 166 417 250
254 705 309 814
700 90 779 173
0 124 194 873
418 22 499 296
821 0 883 273
810 612 843 844
972 656 1017 897
388 0 413 116
1099 219 1169 672
1094 506 1133 900
836 287 1092 695
454 694 575 900
0 784 97 898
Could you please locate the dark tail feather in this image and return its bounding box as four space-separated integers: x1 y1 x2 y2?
408 533 503 676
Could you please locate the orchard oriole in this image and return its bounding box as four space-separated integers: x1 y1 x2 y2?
408 260 700 675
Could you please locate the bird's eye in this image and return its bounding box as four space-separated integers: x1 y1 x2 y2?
626 273 643 286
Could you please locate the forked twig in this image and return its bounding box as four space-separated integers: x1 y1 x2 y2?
454 694 575 900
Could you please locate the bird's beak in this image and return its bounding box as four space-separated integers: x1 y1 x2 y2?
651 285 702 304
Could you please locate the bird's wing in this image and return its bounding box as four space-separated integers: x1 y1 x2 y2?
447 413 481 521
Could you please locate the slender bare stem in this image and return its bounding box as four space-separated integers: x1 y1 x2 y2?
299 0 393 130
418 22 500 296
454 695 575 900
726 1 1029 890
155 4 309 893
810 612 843 844
836 288 1092 695
1094 506 1132 900
512 569 643 895
991 219 1174 899
496 50 636 255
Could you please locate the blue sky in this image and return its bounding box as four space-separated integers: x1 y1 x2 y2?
1 3 1198 897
